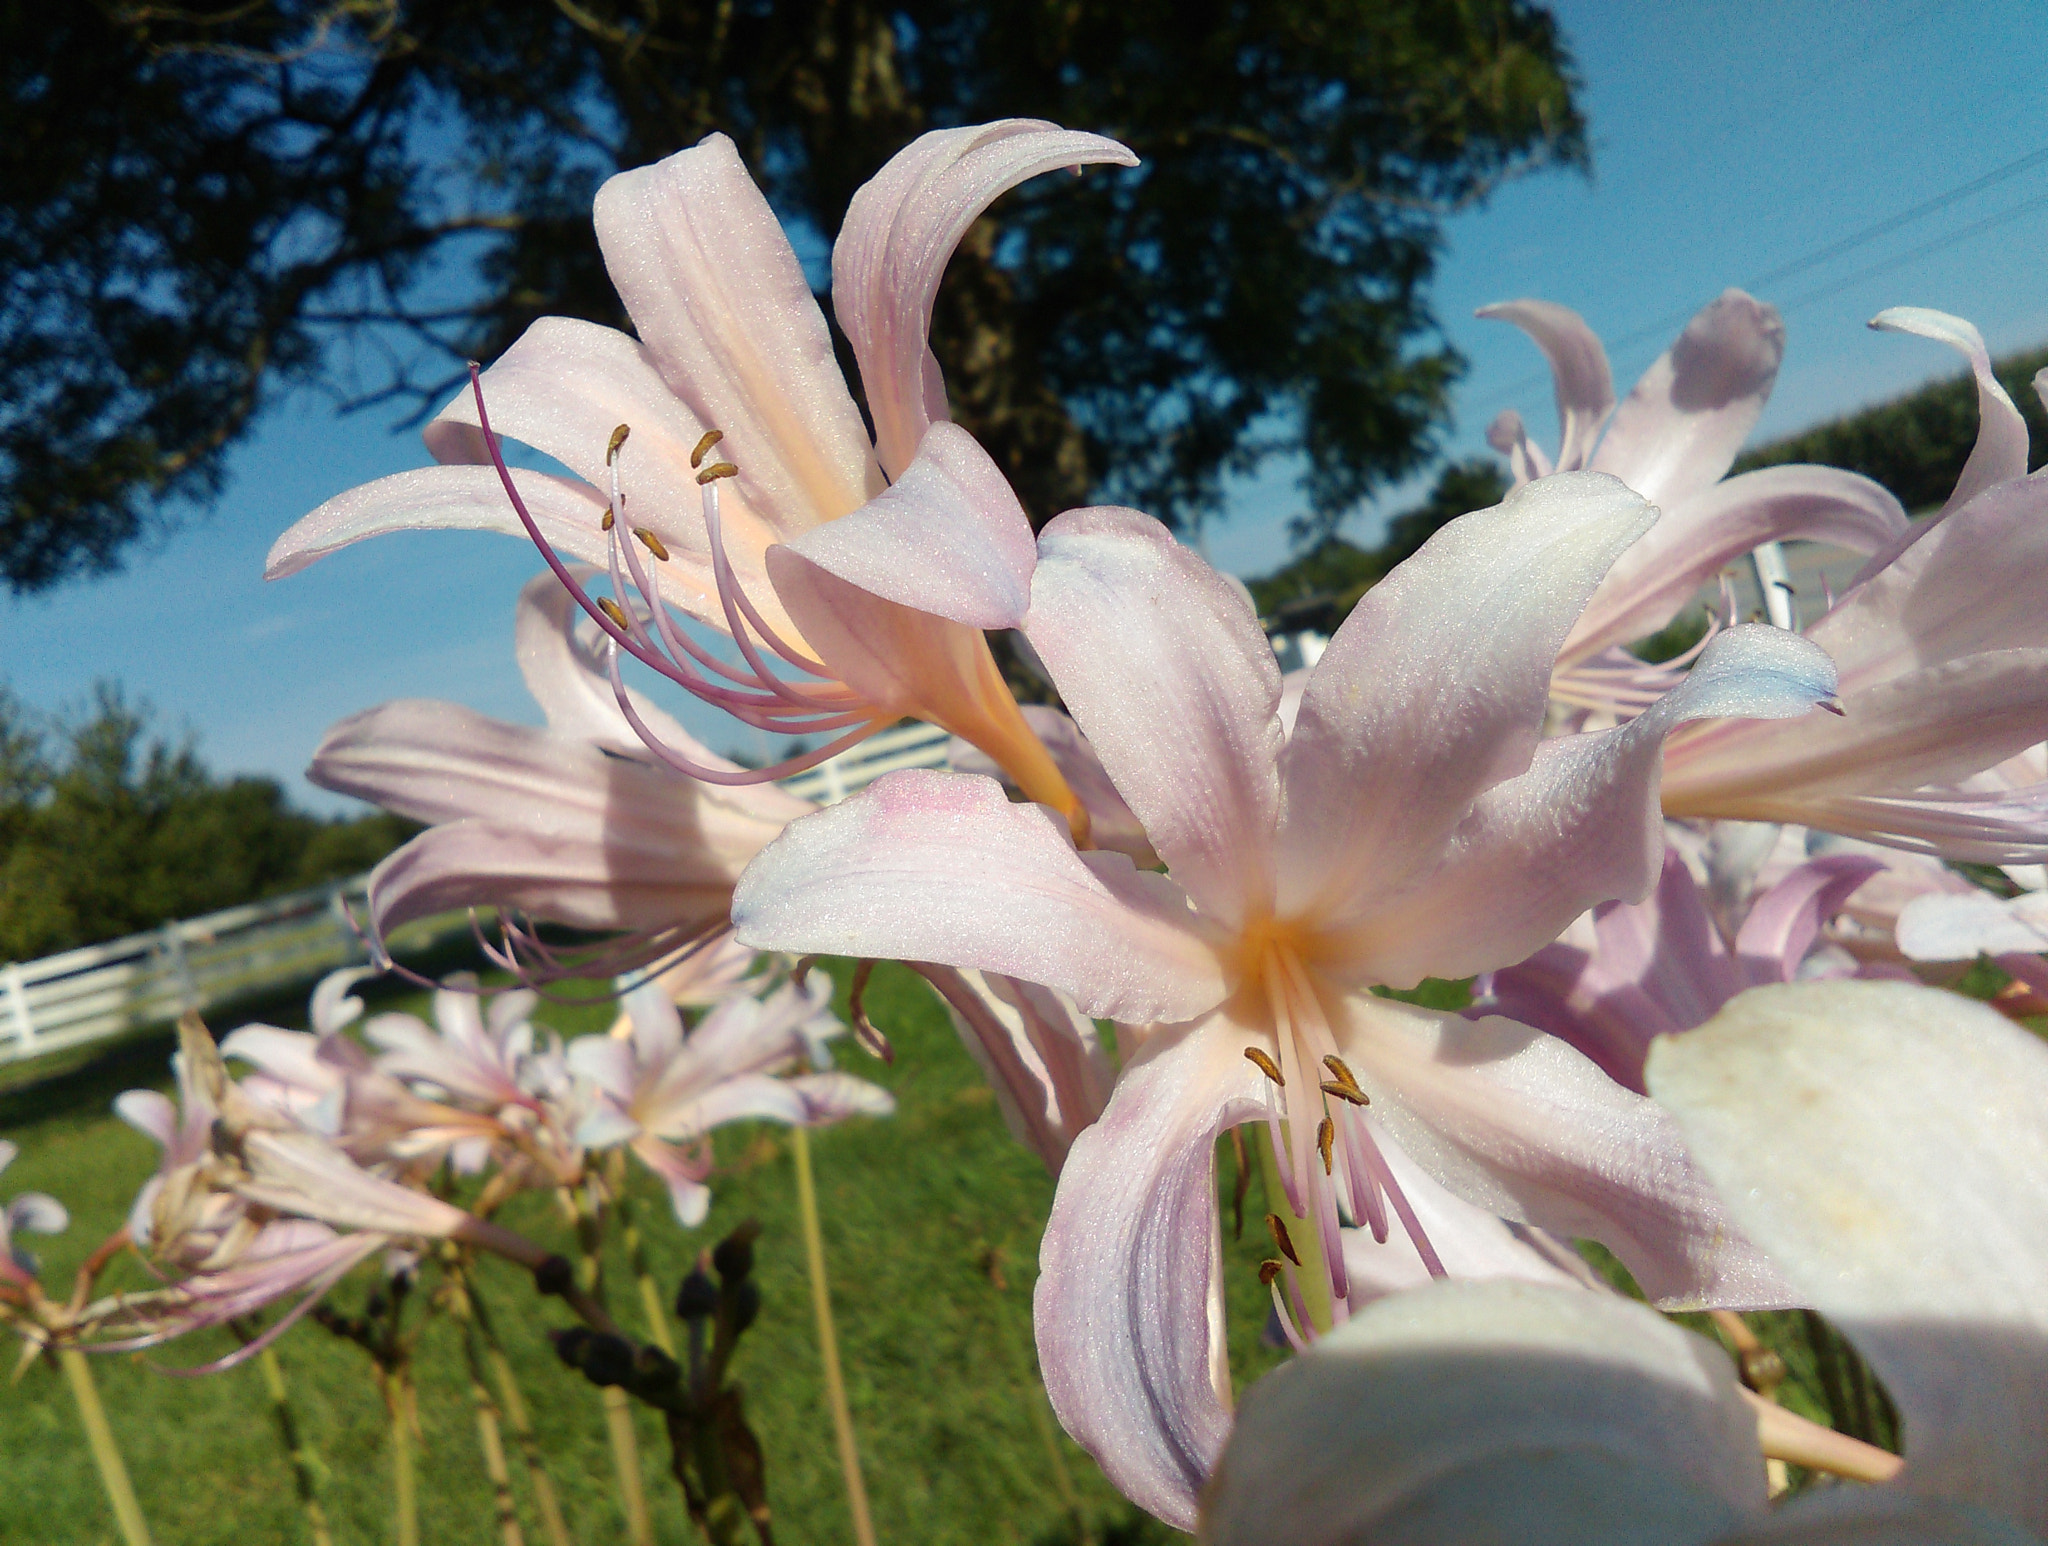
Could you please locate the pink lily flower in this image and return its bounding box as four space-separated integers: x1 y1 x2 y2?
0 1140 67 1280
730 471 1840 1525
1207 978 2048 1544
566 973 893 1224
271 121 1137 834
1482 290 1908 716
1473 844 1886 1093
312 569 808 978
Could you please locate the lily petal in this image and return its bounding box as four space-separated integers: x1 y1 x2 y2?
1343 995 1791 1310
948 705 1158 866
1872 308 2030 518
1896 889 2048 961
1204 1279 1764 1546
1649 979 2048 1536
1476 299 1616 472
1035 1016 1266 1530
730 768 1226 1024
833 120 1137 478
780 422 1036 628
593 134 881 534
1025 506 1282 924
1340 624 1838 983
1276 472 1656 923
1590 290 1784 510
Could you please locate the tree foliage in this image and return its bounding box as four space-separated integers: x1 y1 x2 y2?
1 0 1587 589
0 683 413 961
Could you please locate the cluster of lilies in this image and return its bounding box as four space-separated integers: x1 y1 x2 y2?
11 115 2048 1544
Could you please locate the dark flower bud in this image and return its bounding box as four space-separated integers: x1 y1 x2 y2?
712 1220 760 1285
675 1267 719 1321
579 1333 636 1388
633 1344 680 1389
551 1326 593 1369
730 1279 761 1335
365 1291 388 1319
533 1254 575 1296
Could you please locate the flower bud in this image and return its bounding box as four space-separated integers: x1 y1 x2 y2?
675 1267 718 1321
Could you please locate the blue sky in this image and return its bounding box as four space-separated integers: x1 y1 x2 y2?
6 0 2046 811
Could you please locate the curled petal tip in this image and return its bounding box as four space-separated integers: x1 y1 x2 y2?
1819 699 1847 716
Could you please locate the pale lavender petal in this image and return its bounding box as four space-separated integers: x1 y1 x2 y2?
1561 464 1907 665
784 1072 895 1123
1035 1017 1267 1531
1897 889 2048 961
948 705 1158 866
6 1193 67 1236
833 120 1137 478
1204 1280 1763 1546
1338 624 1838 985
1024 505 1282 924
1731 854 1886 980
1276 472 1655 923
1476 299 1616 471
730 769 1226 1024
114 1090 178 1149
1788 786 2048 867
1649 979 2048 1535
628 1136 712 1227
1485 408 1553 486
238 1130 476 1238
267 464 607 580
1590 290 1784 509
1872 307 2031 516
1342 994 1792 1310
592 134 880 532
310 966 378 1037
781 422 1037 628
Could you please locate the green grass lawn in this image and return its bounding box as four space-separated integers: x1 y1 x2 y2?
0 959 1292 1545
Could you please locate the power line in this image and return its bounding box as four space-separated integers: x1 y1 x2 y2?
1471 138 2048 416
1775 187 2048 317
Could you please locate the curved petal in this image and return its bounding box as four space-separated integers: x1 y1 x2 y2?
267 464 608 580
593 134 880 533
1731 854 1885 979
1342 995 1791 1310
7 1193 67 1236
1024 506 1282 924
1663 649 2048 820
1486 408 1553 487
1338 624 1838 984
114 1090 178 1149
1275 472 1656 922
1590 290 1784 509
1034 1016 1267 1531
1872 308 2030 517
781 422 1036 628
1476 299 1616 472
1203 1279 1764 1546
729 768 1226 1024
310 966 378 1036
948 705 1158 866
1561 465 1908 665
1649 978 2048 1536
833 120 1137 477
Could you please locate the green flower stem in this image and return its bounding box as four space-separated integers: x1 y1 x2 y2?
794 1125 877 1546
383 1367 420 1546
566 1183 654 1546
1255 1124 1334 1334
466 1281 573 1546
616 1188 677 1357
58 1345 153 1546
257 1346 335 1546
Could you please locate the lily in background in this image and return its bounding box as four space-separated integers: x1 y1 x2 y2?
272 120 1139 836
732 471 1840 1527
0 1139 66 1283
311 569 807 981
1204 978 2048 1546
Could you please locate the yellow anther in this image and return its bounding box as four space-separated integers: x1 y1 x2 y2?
689 429 725 469
596 596 630 630
1257 1259 1284 1287
1322 1055 1362 1093
695 461 740 485
1265 1213 1301 1267
1317 1116 1334 1176
634 527 670 561
606 423 631 464
1243 1046 1284 1086
600 510 615 532
1319 1080 1369 1106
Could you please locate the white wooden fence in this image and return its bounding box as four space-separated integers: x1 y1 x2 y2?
0 719 954 1070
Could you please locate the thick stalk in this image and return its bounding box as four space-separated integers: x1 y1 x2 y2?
453 1286 525 1546
258 1347 335 1546
1254 1125 1334 1334
469 1284 573 1546
383 1368 420 1546
617 1187 677 1357
58 1346 153 1546
794 1125 877 1546
603 1388 656 1546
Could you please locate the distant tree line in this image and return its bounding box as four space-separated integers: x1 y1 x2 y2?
0 684 413 962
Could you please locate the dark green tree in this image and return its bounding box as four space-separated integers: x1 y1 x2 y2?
2 0 1586 589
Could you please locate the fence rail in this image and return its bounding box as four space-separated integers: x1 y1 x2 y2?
0 718 955 1070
